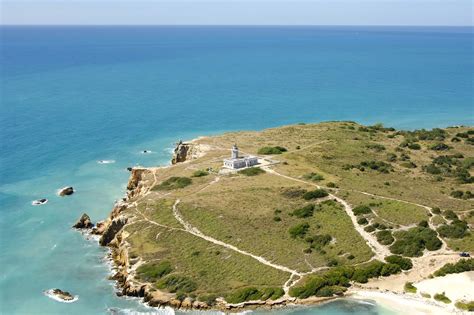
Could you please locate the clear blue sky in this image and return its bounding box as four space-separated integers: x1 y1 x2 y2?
1 0 473 26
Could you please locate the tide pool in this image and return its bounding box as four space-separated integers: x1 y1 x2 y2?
0 26 472 314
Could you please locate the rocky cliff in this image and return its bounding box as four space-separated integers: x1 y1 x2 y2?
171 141 195 164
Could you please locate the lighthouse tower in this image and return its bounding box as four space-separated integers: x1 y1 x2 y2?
231 144 239 159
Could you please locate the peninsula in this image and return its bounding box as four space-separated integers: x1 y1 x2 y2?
88 122 474 312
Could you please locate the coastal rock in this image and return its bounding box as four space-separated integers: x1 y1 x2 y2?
145 290 173 307
171 141 193 164
181 298 194 309
48 288 75 301
58 186 74 196
192 300 209 309
72 213 93 229
91 220 106 235
99 216 128 246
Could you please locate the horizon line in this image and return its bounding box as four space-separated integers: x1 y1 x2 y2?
1 24 473 27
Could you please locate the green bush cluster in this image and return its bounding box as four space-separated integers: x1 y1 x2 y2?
434 292 451 304
450 190 473 199
376 230 394 245
437 220 469 239
455 300 474 311
225 287 284 304
289 223 310 238
157 275 197 293
303 172 325 181
291 204 316 218
344 160 393 174
153 177 192 190
443 210 458 220
303 189 329 200
397 128 446 141
192 170 209 177
238 167 265 176
357 217 369 225
389 227 442 257
385 255 413 270
433 259 474 277
136 261 173 281
257 146 287 155
352 205 372 216
404 282 417 293
430 143 451 151
197 294 218 306
305 234 332 249
290 261 402 299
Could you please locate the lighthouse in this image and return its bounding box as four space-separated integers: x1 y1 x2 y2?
231 144 239 159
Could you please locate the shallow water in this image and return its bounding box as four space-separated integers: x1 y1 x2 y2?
1 26 472 314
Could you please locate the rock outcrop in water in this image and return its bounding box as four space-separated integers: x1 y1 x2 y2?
47 288 75 302
72 213 93 229
58 186 74 196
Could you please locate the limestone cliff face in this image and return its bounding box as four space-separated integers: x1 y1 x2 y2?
171 141 195 164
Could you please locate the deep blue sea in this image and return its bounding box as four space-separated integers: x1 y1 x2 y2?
0 26 472 315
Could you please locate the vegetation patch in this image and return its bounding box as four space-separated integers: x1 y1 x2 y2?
433 259 474 277
352 205 372 216
455 300 474 311
302 189 329 200
434 292 451 304
291 204 316 218
390 227 442 257
437 220 469 239
192 170 209 177
137 261 173 282
303 172 325 181
281 187 307 198
404 282 417 293
157 274 198 293
385 255 413 270
376 230 394 245
257 146 287 155
238 167 265 176
153 177 192 190
289 223 310 238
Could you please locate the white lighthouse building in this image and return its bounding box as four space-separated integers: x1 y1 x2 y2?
223 144 258 169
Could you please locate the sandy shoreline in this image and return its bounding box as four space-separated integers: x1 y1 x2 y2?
349 290 462 314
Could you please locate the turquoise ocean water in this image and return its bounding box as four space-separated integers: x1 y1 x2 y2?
0 26 472 314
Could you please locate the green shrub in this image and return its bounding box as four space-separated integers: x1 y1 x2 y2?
450 190 464 199
260 287 284 300
153 177 192 190
357 217 369 225
389 227 442 257
303 172 325 181
327 182 337 188
423 164 442 174
303 189 329 200
137 261 173 281
157 275 197 293
257 146 287 155
408 143 421 150
376 230 394 245
443 210 458 220
289 223 310 238
353 205 372 216
430 143 450 151
455 300 474 311
433 259 474 277
238 167 265 176
404 282 417 293
380 263 401 276
434 292 451 304
401 161 417 168
364 225 376 233
291 204 315 218
225 287 262 304
385 255 413 270
198 294 218 306
432 207 441 214
306 234 332 249
192 170 209 177
437 220 469 239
